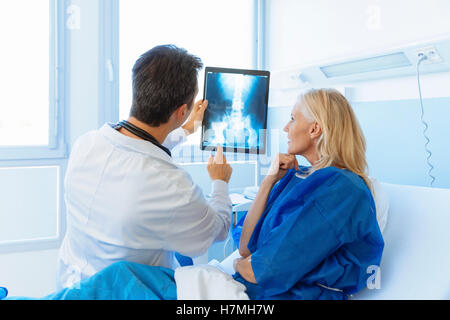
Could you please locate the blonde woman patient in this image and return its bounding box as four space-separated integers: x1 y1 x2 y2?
232 88 385 300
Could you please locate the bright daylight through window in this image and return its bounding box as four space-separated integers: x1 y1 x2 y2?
119 0 255 146
0 1 50 146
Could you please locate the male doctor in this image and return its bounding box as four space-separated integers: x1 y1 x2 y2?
57 45 233 289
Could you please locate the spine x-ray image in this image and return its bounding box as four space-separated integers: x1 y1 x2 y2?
202 70 269 153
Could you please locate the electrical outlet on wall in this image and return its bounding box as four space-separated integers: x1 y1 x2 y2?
415 46 443 64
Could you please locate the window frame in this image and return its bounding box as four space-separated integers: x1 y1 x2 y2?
98 0 120 126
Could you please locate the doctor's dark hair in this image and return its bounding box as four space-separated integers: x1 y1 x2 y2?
130 45 203 126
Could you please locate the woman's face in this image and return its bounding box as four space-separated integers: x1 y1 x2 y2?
283 102 318 157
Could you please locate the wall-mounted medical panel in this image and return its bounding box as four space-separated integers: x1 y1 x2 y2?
0 166 59 245
270 36 450 91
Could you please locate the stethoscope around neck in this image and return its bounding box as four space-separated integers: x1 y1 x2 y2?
111 120 172 157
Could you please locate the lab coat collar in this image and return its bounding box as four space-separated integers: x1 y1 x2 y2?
100 123 173 163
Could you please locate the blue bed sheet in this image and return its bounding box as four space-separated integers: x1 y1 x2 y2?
3 261 177 300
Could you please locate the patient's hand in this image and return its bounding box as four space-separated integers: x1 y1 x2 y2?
234 256 257 284
265 153 299 184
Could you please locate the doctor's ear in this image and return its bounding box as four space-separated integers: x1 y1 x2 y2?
175 104 189 121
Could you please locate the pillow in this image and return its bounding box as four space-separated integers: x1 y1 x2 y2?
368 177 389 234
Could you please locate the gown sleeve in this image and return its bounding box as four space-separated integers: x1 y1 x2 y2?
231 170 297 247
249 174 372 298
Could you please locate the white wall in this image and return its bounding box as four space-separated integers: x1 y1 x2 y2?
0 250 59 298
267 0 450 71
265 0 450 189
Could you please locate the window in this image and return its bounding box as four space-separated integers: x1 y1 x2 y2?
119 0 257 157
0 1 50 146
0 0 65 160
0 0 66 253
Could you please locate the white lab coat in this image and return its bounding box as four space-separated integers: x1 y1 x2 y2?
56 124 231 290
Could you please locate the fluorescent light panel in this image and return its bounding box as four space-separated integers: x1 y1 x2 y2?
320 52 412 78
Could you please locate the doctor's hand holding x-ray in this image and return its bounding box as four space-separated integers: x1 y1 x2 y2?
182 99 209 135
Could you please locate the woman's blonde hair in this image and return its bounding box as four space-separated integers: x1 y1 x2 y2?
298 88 372 192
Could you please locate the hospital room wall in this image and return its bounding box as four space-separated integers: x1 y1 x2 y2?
266 0 450 71
264 0 450 189
266 95 450 189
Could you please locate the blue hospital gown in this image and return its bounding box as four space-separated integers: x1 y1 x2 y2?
233 166 384 300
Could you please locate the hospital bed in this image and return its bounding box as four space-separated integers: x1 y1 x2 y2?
350 182 450 300
225 182 450 300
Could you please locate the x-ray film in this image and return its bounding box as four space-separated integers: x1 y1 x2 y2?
201 67 270 154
